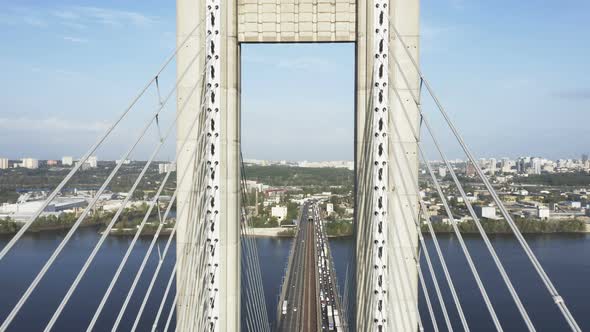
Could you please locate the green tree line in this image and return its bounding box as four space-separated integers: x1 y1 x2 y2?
422 218 586 234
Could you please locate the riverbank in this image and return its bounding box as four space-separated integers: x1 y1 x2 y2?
246 227 295 237
0 219 104 235
106 227 174 236
2 220 587 236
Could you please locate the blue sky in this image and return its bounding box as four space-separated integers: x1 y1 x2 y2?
0 0 588 161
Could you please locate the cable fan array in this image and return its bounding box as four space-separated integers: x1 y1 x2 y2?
0 16 268 332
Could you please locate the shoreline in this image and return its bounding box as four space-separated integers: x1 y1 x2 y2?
1 224 588 237
244 227 295 237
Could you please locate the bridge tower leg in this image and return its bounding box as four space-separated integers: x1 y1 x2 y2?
355 0 420 330
176 0 240 331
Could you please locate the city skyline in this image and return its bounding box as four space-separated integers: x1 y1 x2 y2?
1 153 590 167
0 1 589 160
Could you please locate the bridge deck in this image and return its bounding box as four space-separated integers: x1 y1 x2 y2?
277 201 345 331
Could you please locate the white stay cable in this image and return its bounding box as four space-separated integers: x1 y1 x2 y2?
130 225 177 331
151 262 176 332
389 49 505 330
172 94 209 331
394 30 535 331
163 292 178 332
237 192 265 332
0 16 206 264
391 188 454 332
112 69 211 332
44 56 207 328
386 61 462 332
239 216 265 332
84 52 209 332
237 210 262 332
44 115 178 331
111 222 165 332
239 157 271 332
0 21 211 331
132 148 210 332
390 24 580 331
384 181 434 331
386 227 427 332
417 251 440 332
244 208 271 332
420 117 533 331
1 98 167 332
418 142 504 331
86 137 202 331
174 137 210 332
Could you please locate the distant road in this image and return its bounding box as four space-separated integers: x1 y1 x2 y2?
277 202 314 331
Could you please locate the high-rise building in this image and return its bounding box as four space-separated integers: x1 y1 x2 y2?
531 157 542 175
489 158 497 174
87 156 98 168
0 158 8 169
159 163 176 174
62 156 74 166
21 158 39 169
516 157 528 173
501 158 514 173
47 160 58 166
465 162 476 177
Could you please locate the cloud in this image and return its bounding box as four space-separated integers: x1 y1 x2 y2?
0 12 47 28
553 89 590 100
63 36 88 44
0 5 156 30
243 54 334 72
52 6 157 28
276 57 332 70
51 10 81 21
449 0 466 10
22 16 47 27
0 116 109 133
421 22 455 40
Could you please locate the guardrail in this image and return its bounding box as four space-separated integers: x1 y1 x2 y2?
276 204 304 325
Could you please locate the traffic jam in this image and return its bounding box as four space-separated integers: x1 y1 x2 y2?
309 202 343 331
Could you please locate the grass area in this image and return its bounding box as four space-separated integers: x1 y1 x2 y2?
515 173 590 186
423 218 586 234
325 219 353 237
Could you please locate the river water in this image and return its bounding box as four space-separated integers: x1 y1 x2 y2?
0 228 588 331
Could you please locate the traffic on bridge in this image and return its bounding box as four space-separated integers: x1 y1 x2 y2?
277 200 346 331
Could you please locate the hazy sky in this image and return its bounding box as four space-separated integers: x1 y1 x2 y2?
0 0 588 161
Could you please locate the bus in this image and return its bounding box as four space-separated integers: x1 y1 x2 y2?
282 301 288 315
327 305 334 330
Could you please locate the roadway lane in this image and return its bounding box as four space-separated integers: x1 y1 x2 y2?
278 200 344 331
303 211 318 331
277 203 312 331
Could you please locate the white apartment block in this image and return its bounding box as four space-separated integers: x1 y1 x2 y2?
159 163 176 174
326 203 334 215
474 205 496 219
87 156 98 168
271 205 288 221
62 156 74 166
20 158 38 169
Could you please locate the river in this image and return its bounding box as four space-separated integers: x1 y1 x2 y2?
0 228 588 331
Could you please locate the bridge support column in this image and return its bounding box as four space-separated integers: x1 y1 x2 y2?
355 0 420 330
176 0 240 331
